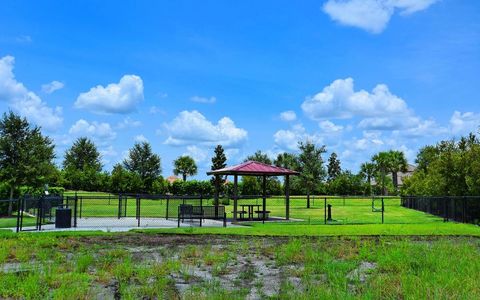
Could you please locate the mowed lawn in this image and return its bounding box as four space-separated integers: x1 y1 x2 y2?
0 191 449 229
66 192 441 225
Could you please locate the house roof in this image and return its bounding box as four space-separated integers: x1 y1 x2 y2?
206 160 300 176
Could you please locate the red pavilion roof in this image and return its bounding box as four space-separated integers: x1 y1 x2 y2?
206 161 300 176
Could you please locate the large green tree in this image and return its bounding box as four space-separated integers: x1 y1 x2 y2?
244 150 272 165
298 141 326 208
274 152 300 171
327 152 341 181
372 151 392 196
360 162 376 195
388 150 408 192
123 142 161 192
0 111 56 215
63 137 102 191
210 145 227 204
173 155 198 181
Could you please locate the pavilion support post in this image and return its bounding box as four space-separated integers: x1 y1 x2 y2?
214 175 220 206
262 175 267 223
285 175 290 220
233 175 238 223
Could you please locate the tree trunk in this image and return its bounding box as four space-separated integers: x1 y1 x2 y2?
381 170 386 196
182 174 187 182
307 190 311 208
8 186 14 217
392 172 398 191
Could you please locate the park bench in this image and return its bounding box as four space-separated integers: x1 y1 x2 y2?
178 204 227 227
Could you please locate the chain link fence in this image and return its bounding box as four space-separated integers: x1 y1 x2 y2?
9 194 479 231
401 196 480 225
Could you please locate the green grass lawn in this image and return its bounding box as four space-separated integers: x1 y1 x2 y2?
0 216 37 229
68 193 442 225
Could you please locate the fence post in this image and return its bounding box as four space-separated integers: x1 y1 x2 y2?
37 197 43 231
16 197 22 233
118 194 122 219
324 197 327 224
462 196 466 223
137 196 141 227
166 195 169 220
381 197 384 224
73 194 78 228
444 197 448 222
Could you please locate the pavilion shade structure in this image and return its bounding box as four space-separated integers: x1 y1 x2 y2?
206 160 300 177
207 161 299 222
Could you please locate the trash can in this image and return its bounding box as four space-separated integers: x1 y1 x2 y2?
55 207 72 228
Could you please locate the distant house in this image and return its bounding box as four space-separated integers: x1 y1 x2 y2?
371 164 416 188
166 175 180 184
396 164 416 187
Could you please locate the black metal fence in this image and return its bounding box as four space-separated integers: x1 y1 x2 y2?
14 194 472 231
401 196 480 225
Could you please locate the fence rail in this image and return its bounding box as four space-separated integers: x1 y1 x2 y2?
401 196 480 225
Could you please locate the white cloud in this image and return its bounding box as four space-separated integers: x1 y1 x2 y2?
134 134 148 143
0 55 63 131
191 96 216 104
279 110 297 122
302 78 410 121
69 119 117 142
75 75 144 114
450 111 480 135
41 80 64 94
323 0 439 34
184 145 209 163
319 120 343 133
164 110 248 147
116 117 142 129
274 124 323 151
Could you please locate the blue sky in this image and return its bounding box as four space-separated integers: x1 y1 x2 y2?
1 0 479 179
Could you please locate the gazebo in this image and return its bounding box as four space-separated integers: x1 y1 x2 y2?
207 161 300 222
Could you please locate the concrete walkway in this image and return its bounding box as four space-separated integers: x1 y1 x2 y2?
9 217 240 232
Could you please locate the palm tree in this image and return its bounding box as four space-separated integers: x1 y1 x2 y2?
360 162 376 195
173 156 198 181
372 152 392 196
388 150 408 192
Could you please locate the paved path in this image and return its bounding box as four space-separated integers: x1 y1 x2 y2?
8 217 239 232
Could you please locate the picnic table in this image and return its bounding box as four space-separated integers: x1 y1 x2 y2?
240 204 262 220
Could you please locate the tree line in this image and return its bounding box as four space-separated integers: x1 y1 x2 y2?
401 132 480 196
0 111 417 215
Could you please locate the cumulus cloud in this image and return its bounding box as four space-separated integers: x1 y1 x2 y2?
323 0 439 33
69 119 117 142
319 120 343 133
164 110 248 147
191 96 216 104
279 110 297 122
41 80 64 94
450 111 480 135
75 75 143 114
302 78 410 121
274 124 323 151
116 117 142 129
0 55 63 131
184 145 209 163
